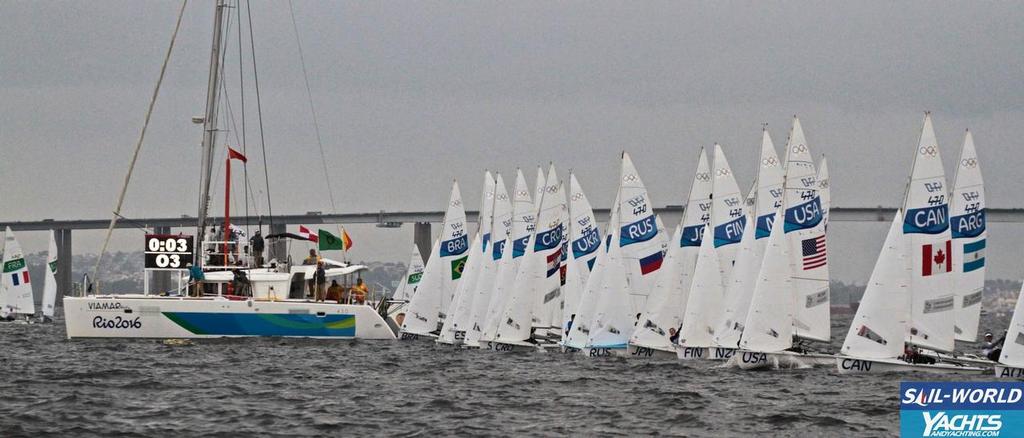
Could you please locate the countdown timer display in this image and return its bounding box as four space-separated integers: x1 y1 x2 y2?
144 234 194 270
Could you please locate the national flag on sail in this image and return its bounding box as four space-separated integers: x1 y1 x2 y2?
963 239 985 272
801 235 827 270
922 240 952 276
545 247 562 278
451 256 468 280
298 226 319 243
639 251 663 275
10 271 29 286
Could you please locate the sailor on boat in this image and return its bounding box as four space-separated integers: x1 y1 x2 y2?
983 332 1006 361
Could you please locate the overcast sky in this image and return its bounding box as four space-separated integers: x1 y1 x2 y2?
2 1 1022 283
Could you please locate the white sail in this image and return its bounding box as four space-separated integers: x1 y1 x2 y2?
466 173 512 346
740 210 794 353
950 131 985 342
480 170 535 342
631 148 712 350
780 117 830 343
679 224 724 349
393 244 425 302
533 165 546 217
710 144 746 283
617 152 664 314
439 172 497 343
902 113 955 353
530 165 566 331
817 156 831 228
999 282 1024 367
587 223 633 349
2 227 36 317
560 237 585 340
42 230 59 318
841 211 910 360
401 181 469 335
564 173 602 326
564 199 619 349
717 131 784 347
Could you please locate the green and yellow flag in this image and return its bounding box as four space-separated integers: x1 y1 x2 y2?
318 229 344 251
451 256 468 280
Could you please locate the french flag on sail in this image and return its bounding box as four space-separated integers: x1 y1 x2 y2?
11 271 29 286
639 251 663 275
546 248 562 278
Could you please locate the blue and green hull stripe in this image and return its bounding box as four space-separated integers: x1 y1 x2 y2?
162 312 356 337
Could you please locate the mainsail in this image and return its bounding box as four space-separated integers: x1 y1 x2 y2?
678 224 724 349
42 231 59 319
465 173 512 346
392 244 425 302
740 210 794 353
2 227 36 317
479 170 535 342
950 131 985 342
617 152 665 314
710 144 746 283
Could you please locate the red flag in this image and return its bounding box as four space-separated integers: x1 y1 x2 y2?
228 147 248 163
299 225 319 243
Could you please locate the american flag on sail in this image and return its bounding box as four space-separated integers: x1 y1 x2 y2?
801 235 827 270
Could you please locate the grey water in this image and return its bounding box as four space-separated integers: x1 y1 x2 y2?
0 313 1007 437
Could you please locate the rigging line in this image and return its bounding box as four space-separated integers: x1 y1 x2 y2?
246 0 274 227
236 0 251 235
93 0 188 291
287 0 337 214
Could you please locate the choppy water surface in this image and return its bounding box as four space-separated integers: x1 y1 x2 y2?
0 313 1006 437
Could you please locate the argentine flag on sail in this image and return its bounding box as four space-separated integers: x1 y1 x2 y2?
963 239 986 272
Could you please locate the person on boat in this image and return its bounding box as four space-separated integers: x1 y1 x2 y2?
313 261 327 302
327 280 345 303
983 332 1006 361
351 278 369 304
304 249 318 297
231 269 251 297
565 314 575 336
250 230 265 267
668 326 680 344
187 263 204 297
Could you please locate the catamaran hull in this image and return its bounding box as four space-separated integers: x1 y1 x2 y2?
735 350 835 370
995 365 1024 379
626 344 676 360
63 296 396 340
836 357 988 375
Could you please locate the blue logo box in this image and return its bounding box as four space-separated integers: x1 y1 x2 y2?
900 382 1024 437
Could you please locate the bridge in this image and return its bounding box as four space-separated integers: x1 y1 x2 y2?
2 206 1018 297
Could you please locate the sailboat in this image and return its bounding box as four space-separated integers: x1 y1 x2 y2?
560 172 602 340
616 152 666 315
716 130 783 352
438 172 496 345
836 211 985 374
530 164 566 341
950 131 985 342
996 281 1024 378
2 227 36 322
478 170 535 349
63 1 395 340
584 221 632 357
676 223 724 360
562 191 615 353
902 113 956 354
40 231 59 322
780 117 831 348
388 243 425 325
628 147 712 359
492 172 564 352
464 173 511 348
400 181 469 340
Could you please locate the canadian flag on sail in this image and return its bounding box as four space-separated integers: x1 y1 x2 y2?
922 240 952 276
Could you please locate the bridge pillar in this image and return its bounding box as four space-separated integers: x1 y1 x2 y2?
152 226 172 293
55 229 72 299
414 222 432 262
269 223 287 264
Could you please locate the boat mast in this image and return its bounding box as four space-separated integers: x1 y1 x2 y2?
196 0 228 266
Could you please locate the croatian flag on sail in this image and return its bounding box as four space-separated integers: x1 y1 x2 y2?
801 235 827 270
298 225 319 243
546 248 562 278
639 251 663 275
11 271 29 286
922 240 952 276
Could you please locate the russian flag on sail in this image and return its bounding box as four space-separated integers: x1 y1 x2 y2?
11 271 29 286
639 251 663 275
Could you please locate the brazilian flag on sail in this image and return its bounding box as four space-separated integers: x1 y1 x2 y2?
318 229 343 251
451 256 468 280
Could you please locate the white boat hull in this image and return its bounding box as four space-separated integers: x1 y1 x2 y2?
583 346 627 358
995 365 1024 379
626 343 677 360
491 340 541 352
676 346 735 361
64 295 396 339
736 350 835 370
836 356 989 375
